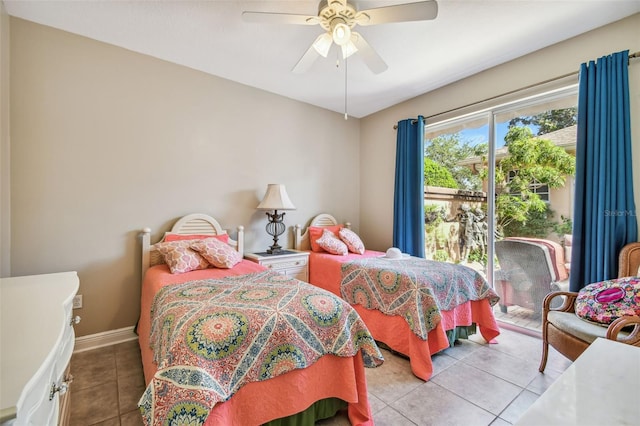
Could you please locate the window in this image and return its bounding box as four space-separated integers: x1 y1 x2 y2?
507 171 550 202
423 81 578 332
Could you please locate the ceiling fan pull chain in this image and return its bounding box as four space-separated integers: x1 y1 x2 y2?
344 55 348 120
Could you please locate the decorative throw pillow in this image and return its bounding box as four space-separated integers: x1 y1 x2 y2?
164 233 229 244
316 229 348 255
309 225 343 252
190 238 242 269
339 228 365 254
574 276 640 325
154 240 210 274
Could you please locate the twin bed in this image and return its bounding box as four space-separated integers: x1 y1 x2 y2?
137 212 501 425
137 214 382 426
294 213 501 381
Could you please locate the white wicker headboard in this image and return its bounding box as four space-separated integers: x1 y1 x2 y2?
141 213 244 279
294 213 350 250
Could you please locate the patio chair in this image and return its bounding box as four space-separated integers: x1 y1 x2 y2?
538 242 640 372
494 238 569 316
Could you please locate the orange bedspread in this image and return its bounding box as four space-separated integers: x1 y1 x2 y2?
309 251 501 380
138 262 374 425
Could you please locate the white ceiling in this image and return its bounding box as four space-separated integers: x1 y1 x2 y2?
4 1 640 118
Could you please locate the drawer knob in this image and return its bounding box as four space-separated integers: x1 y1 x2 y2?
49 374 73 400
70 315 81 326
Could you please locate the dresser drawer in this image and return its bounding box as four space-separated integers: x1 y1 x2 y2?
280 266 308 282
263 257 308 271
55 306 78 380
21 358 62 426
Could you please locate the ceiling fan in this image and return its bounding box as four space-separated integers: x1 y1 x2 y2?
242 0 438 74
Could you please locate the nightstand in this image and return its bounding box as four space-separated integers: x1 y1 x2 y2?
244 250 309 282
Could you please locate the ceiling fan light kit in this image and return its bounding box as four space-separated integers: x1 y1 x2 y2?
331 20 351 46
312 33 333 57
242 0 438 74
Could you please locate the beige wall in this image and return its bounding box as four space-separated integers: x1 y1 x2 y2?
8 18 361 336
0 3 9 277
360 14 640 251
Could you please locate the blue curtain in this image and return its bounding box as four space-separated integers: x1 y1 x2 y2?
570 50 637 291
393 116 425 257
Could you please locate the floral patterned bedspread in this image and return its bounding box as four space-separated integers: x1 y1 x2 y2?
340 257 499 339
139 270 383 426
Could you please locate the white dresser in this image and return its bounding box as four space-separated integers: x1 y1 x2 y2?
0 272 80 426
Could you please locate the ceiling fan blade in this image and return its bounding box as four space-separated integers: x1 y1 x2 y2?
292 42 323 74
351 32 388 74
355 1 438 26
242 11 320 25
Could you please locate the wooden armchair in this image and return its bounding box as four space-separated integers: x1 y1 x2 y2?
539 242 640 372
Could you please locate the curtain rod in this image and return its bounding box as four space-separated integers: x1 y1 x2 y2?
393 50 640 129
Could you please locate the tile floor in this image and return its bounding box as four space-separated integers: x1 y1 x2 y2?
69 325 572 425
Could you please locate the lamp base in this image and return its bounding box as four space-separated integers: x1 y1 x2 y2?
266 246 284 254
264 210 286 255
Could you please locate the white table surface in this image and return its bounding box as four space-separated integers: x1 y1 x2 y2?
516 337 640 425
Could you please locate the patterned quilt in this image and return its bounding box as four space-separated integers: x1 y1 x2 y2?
139 270 384 426
341 257 500 339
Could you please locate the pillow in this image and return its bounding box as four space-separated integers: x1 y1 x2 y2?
315 229 348 255
309 225 343 252
339 228 365 254
574 276 640 325
164 233 229 244
190 238 242 269
154 240 210 274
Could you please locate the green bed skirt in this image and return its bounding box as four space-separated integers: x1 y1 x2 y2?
446 324 477 347
262 397 347 426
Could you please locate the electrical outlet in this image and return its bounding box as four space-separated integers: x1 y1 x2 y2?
73 294 83 309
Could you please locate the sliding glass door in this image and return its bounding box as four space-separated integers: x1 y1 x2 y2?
424 86 577 332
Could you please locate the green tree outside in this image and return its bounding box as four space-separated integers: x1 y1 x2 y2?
491 127 575 236
509 107 577 135
424 110 577 245
424 134 485 191
424 157 458 188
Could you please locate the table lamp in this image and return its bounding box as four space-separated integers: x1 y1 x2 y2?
256 184 296 254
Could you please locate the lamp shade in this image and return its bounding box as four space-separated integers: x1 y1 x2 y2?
256 184 296 211
312 33 333 58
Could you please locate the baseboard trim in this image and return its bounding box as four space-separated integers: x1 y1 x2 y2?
74 326 138 353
